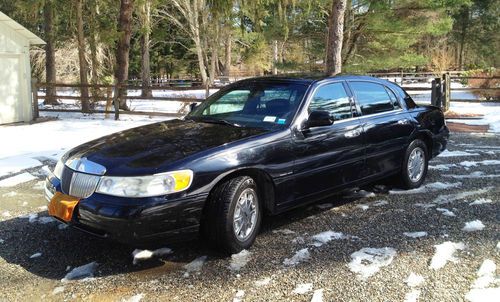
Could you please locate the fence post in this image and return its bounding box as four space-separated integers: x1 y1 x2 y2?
431 79 437 106
31 78 39 120
113 83 120 120
105 86 113 118
443 72 451 112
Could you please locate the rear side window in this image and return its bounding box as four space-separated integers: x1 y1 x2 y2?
385 87 401 109
309 83 352 121
391 84 417 109
349 82 395 115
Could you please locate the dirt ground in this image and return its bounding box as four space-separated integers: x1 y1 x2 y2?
0 132 499 302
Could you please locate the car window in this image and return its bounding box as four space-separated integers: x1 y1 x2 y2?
385 87 401 109
350 82 395 115
390 84 417 109
202 90 250 115
309 83 352 121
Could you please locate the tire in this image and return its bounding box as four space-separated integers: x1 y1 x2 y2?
201 176 262 254
399 139 429 189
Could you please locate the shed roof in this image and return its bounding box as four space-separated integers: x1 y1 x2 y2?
0 11 45 45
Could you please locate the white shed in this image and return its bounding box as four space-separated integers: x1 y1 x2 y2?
0 11 45 124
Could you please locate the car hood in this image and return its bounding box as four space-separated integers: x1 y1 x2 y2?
64 119 268 176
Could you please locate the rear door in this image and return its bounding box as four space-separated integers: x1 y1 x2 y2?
347 81 414 177
288 81 365 205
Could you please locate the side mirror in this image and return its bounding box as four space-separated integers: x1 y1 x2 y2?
305 110 333 128
189 103 198 112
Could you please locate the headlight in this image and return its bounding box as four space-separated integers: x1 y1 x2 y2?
53 159 65 179
95 170 193 197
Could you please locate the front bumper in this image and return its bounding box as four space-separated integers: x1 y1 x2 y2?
45 175 207 244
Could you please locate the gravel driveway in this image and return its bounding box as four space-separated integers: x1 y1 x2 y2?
0 132 498 302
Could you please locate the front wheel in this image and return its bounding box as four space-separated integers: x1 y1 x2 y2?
201 176 262 254
399 139 428 189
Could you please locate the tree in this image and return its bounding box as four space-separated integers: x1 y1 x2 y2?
44 0 57 104
115 0 134 113
138 0 154 97
76 0 91 113
326 0 347 75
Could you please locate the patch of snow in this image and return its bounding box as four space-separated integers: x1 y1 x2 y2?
496 242 500 251
292 236 305 245
121 294 145 302
0 239 4 244
30 252 42 259
132 247 172 265
233 290 245 302
52 286 65 295
272 228 295 235
403 232 428 239
283 248 310 266
444 172 500 179
405 272 425 287
0 172 37 187
414 203 435 209
462 220 485 232
38 216 56 224
448 102 500 133
62 261 98 282
469 198 494 205
229 250 251 272
429 164 456 171
0 156 42 177
438 150 479 157
429 241 465 270
311 289 324 302
346 189 376 198
1 211 11 218
38 205 48 211
2 192 18 197
436 208 456 217
348 247 397 280
372 200 388 206
311 231 349 247
460 160 500 168
292 283 313 294
357 204 369 211
433 187 493 204
389 182 461 195
254 277 271 287
404 290 421 302
472 259 496 289
183 255 207 276
465 288 500 302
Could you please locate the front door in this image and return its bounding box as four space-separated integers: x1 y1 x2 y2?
0 55 22 124
286 81 365 207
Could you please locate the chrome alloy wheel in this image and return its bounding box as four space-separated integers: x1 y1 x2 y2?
407 147 426 182
233 188 258 241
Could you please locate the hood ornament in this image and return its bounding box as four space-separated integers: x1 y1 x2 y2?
65 157 106 175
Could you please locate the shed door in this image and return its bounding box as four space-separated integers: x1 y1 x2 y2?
0 55 22 124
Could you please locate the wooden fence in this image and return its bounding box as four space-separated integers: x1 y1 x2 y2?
33 72 498 120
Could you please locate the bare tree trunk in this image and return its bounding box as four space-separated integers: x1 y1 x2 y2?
326 0 347 76
209 22 219 85
89 0 100 104
76 0 90 113
223 30 231 76
115 0 134 112
458 7 469 70
272 40 278 75
140 0 153 97
43 0 57 105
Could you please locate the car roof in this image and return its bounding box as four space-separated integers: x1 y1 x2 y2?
236 74 395 86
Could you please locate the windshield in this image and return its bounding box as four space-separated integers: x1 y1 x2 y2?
188 82 309 129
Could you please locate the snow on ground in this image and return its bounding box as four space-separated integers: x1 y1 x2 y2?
0 113 169 174
429 241 465 270
428 163 457 171
229 250 251 272
132 248 172 265
447 102 500 133
469 198 493 205
62 262 99 282
459 160 500 168
29 252 42 259
311 289 324 302
121 293 145 302
462 220 485 232
403 232 428 239
436 208 456 217
465 259 500 302
433 187 493 204
438 150 480 157
51 286 65 296
272 228 296 235
389 182 461 195
283 248 310 266
444 171 500 179
405 272 425 287
347 247 397 280
404 290 421 302
183 256 208 277
254 277 272 287
292 283 313 294
0 173 37 187
311 231 349 247
471 259 497 289
232 290 245 302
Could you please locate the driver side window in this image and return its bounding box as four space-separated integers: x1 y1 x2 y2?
309 83 352 121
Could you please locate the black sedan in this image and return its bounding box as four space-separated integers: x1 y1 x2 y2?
45 75 449 253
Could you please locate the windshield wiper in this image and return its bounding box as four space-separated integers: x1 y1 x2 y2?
193 117 242 128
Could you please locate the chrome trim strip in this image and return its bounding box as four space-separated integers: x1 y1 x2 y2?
65 157 106 175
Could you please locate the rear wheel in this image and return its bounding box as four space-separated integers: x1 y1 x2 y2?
399 139 428 189
201 176 262 254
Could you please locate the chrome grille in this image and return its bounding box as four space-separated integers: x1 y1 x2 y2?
61 166 100 198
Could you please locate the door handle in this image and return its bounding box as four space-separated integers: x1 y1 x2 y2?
345 129 362 138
